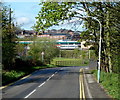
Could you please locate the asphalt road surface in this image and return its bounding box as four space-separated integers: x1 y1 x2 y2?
2 66 87 99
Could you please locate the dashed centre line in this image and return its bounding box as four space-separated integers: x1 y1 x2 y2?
55 72 58 74
51 74 55 77
24 71 58 98
24 89 36 98
46 73 56 81
38 82 46 87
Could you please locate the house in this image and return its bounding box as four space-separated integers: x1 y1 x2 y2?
81 41 93 50
37 33 70 40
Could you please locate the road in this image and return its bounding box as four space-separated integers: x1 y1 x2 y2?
2 66 87 99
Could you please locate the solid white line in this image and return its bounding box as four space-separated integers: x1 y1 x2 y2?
38 82 46 87
24 89 36 98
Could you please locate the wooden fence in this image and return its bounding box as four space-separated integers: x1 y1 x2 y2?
55 60 83 66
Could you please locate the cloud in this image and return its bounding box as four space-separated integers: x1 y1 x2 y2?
15 16 35 30
16 16 31 26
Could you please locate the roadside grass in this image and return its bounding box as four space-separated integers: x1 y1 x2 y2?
2 64 58 86
92 70 119 100
51 57 89 66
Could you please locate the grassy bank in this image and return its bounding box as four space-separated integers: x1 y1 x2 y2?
92 70 119 99
2 64 58 86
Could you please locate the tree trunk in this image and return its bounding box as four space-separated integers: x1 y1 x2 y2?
106 9 112 73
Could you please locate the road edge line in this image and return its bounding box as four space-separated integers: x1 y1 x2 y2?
0 74 31 90
82 73 85 100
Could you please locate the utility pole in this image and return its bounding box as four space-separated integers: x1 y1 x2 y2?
41 52 44 63
9 8 12 25
87 16 102 83
88 50 90 60
9 8 13 43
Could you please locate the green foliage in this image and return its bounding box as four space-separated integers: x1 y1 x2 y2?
1 4 17 69
34 2 119 73
60 49 89 61
34 2 76 32
16 43 25 57
80 2 120 73
2 70 25 85
88 50 97 60
93 70 119 99
2 64 58 85
45 64 58 68
60 49 81 58
28 38 60 64
112 54 120 73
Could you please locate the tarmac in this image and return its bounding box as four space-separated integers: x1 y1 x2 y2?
83 66 113 100
0 59 115 100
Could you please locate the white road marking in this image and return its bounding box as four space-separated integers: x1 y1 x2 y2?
51 74 55 77
24 71 58 98
46 72 57 81
46 77 51 81
24 89 36 98
38 82 46 87
55 71 58 74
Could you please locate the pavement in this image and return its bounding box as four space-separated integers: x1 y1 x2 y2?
83 66 113 100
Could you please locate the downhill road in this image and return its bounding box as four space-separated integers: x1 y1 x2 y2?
2 66 87 99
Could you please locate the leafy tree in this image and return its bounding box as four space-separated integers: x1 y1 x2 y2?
15 44 25 57
80 2 120 73
34 2 120 73
28 37 60 64
33 2 77 33
1 4 17 69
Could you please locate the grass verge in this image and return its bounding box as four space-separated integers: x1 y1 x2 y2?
2 64 58 86
91 70 119 100
51 57 89 66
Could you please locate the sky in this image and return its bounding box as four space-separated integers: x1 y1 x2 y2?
3 0 85 31
4 1 40 30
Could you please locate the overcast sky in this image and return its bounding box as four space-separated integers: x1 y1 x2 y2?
3 0 85 31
